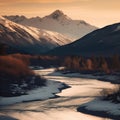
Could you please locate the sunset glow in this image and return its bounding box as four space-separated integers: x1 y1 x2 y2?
1 0 120 27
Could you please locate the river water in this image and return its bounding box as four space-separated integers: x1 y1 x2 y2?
0 68 115 120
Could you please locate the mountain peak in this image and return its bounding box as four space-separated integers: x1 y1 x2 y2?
48 10 66 19
52 10 64 15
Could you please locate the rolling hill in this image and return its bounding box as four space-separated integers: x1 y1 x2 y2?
48 22 120 56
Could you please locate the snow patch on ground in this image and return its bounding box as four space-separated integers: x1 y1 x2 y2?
0 80 65 105
78 98 120 117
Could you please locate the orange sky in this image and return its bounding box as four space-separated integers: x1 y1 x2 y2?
1 0 120 27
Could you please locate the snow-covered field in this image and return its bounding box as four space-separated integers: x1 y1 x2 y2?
0 68 119 120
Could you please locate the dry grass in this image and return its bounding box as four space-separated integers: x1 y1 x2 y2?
0 55 33 77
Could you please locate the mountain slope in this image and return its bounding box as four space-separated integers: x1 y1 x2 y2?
0 16 71 54
4 10 97 40
48 23 120 56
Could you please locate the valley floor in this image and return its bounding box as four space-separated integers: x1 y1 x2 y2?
0 68 119 120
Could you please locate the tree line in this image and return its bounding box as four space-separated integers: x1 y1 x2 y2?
63 55 120 73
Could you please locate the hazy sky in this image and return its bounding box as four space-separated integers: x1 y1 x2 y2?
1 0 120 27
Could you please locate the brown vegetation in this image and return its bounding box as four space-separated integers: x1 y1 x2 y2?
63 56 120 73
0 55 46 97
0 55 33 77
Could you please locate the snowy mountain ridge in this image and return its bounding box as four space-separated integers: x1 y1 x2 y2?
0 16 71 54
4 10 97 40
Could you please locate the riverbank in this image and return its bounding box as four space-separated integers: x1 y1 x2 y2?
49 69 120 84
77 98 120 119
0 79 69 106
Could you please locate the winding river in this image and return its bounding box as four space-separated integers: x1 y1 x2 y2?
0 68 115 120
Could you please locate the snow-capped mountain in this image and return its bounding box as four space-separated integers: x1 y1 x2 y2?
48 22 120 56
0 16 71 54
4 10 97 40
